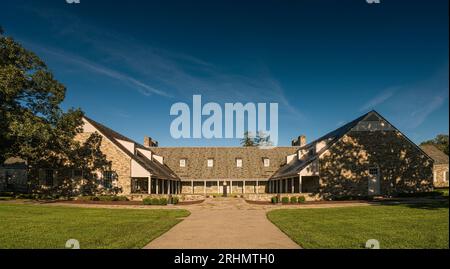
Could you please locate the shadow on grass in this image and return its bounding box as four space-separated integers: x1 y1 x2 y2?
381 199 449 210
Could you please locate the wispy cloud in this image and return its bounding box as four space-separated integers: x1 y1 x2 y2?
29 44 172 98
360 87 398 112
20 5 302 118
381 64 448 129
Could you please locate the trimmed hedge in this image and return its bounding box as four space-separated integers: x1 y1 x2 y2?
281 197 290 204
290 196 298 203
298 196 306 203
271 196 278 204
142 197 170 205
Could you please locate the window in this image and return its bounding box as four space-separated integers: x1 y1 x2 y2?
369 167 379 176
180 159 186 167
207 159 214 168
445 171 449 182
236 158 242 167
103 171 114 188
263 158 270 167
73 169 83 177
45 170 54 186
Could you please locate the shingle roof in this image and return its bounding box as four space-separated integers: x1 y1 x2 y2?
271 110 432 180
270 112 370 180
151 147 299 180
420 144 449 165
83 117 179 180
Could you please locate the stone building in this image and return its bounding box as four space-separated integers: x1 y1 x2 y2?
77 111 432 199
270 111 434 198
77 117 181 195
420 144 449 188
150 147 298 195
4 110 433 199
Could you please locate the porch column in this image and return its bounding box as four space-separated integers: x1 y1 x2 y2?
291 178 294 193
167 180 170 195
155 179 159 194
191 180 194 194
256 180 259 194
230 181 233 194
217 180 220 194
147 176 152 194
204 180 207 195
243 180 246 194
299 175 303 193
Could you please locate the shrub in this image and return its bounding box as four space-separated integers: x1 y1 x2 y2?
298 196 306 203
271 196 278 204
159 198 168 205
143 197 152 205
151 198 160 205
281 197 290 204
172 196 179 204
290 196 298 203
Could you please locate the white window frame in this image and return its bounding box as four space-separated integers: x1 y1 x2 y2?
236 158 243 168
179 159 186 168
444 170 449 182
368 167 379 176
207 159 214 168
263 158 270 167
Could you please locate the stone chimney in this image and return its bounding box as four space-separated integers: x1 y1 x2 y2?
144 136 158 148
291 135 307 147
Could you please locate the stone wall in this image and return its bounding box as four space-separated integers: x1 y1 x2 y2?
75 133 132 194
433 164 449 188
318 130 433 199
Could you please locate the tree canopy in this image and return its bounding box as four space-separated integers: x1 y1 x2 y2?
240 131 273 147
1 27 110 196
421 134 449 155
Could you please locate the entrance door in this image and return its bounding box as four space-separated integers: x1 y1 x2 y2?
368 167 380 195
223 184 228 197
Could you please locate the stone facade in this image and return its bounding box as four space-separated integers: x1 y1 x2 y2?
75 132 132 194
319 131 433 198
433 164 449 188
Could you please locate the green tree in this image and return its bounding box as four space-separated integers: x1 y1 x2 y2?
421 134 449 155
1 27 110 196
240 131 255 147
255 131 273 147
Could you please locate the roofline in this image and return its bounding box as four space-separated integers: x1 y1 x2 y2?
82 116 180 180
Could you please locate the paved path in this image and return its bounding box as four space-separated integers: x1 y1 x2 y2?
144 197 302 249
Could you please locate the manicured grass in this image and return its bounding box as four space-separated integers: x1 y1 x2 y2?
267 202 449 249
0 204 189 249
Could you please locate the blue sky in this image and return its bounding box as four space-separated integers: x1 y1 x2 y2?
1 0 448 146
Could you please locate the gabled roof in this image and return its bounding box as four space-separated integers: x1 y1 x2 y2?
151 146 299 180
83 116 179 180
271 110 431 180
420 144 449 165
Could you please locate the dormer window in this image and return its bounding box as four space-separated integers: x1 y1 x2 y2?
179 159 186 167
207 159 214 168
236 158 243 167
263 158 270 167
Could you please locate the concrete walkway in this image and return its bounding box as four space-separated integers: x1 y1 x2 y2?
144 197 301 249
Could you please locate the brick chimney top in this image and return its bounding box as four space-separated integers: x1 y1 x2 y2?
291 135 307 147
144 136 158 147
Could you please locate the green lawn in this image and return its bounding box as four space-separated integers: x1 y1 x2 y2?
267 202 449 249
0 204 189 249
